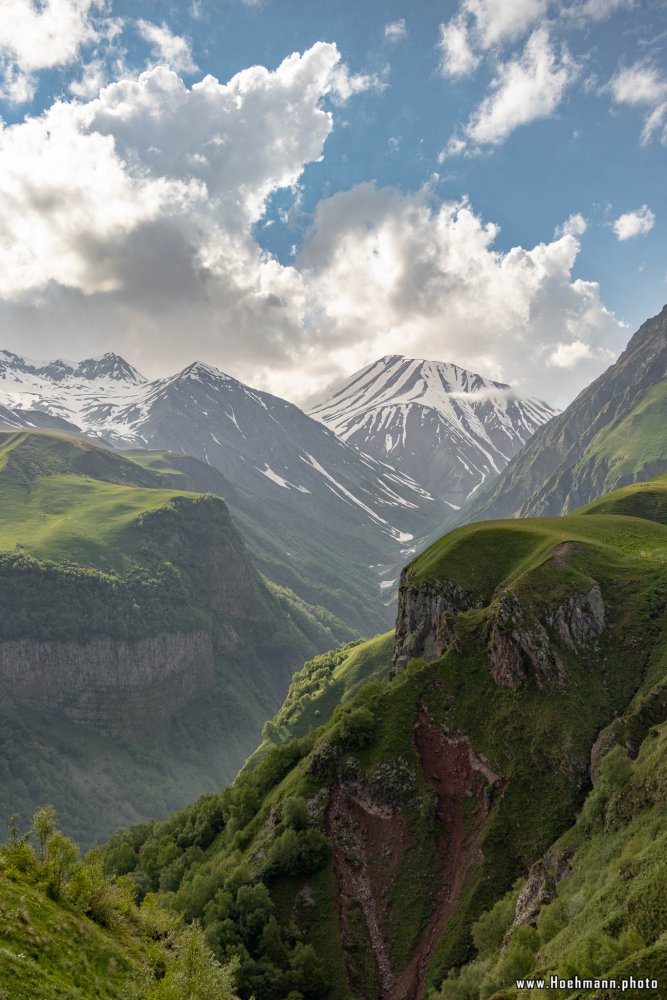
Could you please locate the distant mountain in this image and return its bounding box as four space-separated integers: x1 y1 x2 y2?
455 304 667 524
0 354 451 633
308 354 557 508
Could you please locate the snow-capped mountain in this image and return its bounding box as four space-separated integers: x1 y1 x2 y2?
0 349 454 631
0 350 146 429
308 355 557 507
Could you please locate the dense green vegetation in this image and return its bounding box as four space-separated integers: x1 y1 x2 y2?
0 808 240 999
432 721 667 999
98 475 667 999
249 632 394 764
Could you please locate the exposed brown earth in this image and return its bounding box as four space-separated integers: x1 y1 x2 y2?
325 708 504 1000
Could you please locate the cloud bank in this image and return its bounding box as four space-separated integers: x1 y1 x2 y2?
0 44 626 407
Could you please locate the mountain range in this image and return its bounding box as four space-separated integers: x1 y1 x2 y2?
0 348 555 632
1 307 667 999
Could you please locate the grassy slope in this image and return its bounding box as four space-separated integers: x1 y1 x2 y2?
578 379 667 481
0 431 344 846
102 476 667 1000
0 876 144 999
245 631 395 766
0 431 196 571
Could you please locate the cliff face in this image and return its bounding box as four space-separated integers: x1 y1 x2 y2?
393 566 606 693
392 573 483 672
0 495 291 738
0 631 215 738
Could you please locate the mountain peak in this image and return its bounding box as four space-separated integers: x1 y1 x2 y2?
74 353 145 384
173 360 235 383
309 355 557 506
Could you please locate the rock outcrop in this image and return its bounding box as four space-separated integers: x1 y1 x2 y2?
392 571 483 672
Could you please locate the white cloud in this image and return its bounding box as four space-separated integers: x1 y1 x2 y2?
439 0 633 85
563 0 634 25
0 45 625 407
446 29 578 154
384 19 407 43
438 17 480 78
547 339 594 367
554 212 587 238
465 0 548 48
137 20 198 74
296 184 624 404
0 0 102 102
608 63 667 144
612 205 656 240
69 58 106 99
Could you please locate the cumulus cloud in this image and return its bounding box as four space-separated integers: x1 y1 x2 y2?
445 29 578 154
296 184 624 404
0 45 625 407
384 19 407 43
547 339 595 367
612 205 656 240
554 212 587 238
137 20 198 74
0 0 103 102
608 63 667 144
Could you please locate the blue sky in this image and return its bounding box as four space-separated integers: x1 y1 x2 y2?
0 0 665 405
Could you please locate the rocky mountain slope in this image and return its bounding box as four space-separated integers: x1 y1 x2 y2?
0 430 337 845
308 355 556 508
103 473 667 1000
0 353 451 634
453 304 667 525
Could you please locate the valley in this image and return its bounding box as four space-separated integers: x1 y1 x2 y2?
0 307 666 999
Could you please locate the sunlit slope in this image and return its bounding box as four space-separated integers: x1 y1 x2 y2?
103 474 667 1000
247 631 395 765
0 431 205 570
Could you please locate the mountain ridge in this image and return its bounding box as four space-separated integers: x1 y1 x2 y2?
451 304 667 525
308 354 557 507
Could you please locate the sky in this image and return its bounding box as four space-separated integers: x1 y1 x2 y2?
0 0 665 407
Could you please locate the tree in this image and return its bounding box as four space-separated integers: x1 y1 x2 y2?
145 924 240 1000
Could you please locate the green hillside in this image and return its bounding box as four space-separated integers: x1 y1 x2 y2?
580 379 667 481
455 306 667 525
100 475 667 999
246 631 395 766
0 808 239 999
0 431 348 846
0 431 201 571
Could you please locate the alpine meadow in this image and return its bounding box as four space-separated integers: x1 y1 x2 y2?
0 2 666 1000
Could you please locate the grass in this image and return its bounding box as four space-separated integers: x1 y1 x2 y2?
407 511 667 600
247 631 395 765
0 431 203 571
579 379 667 480
0 876 144 999
577 472 667 526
